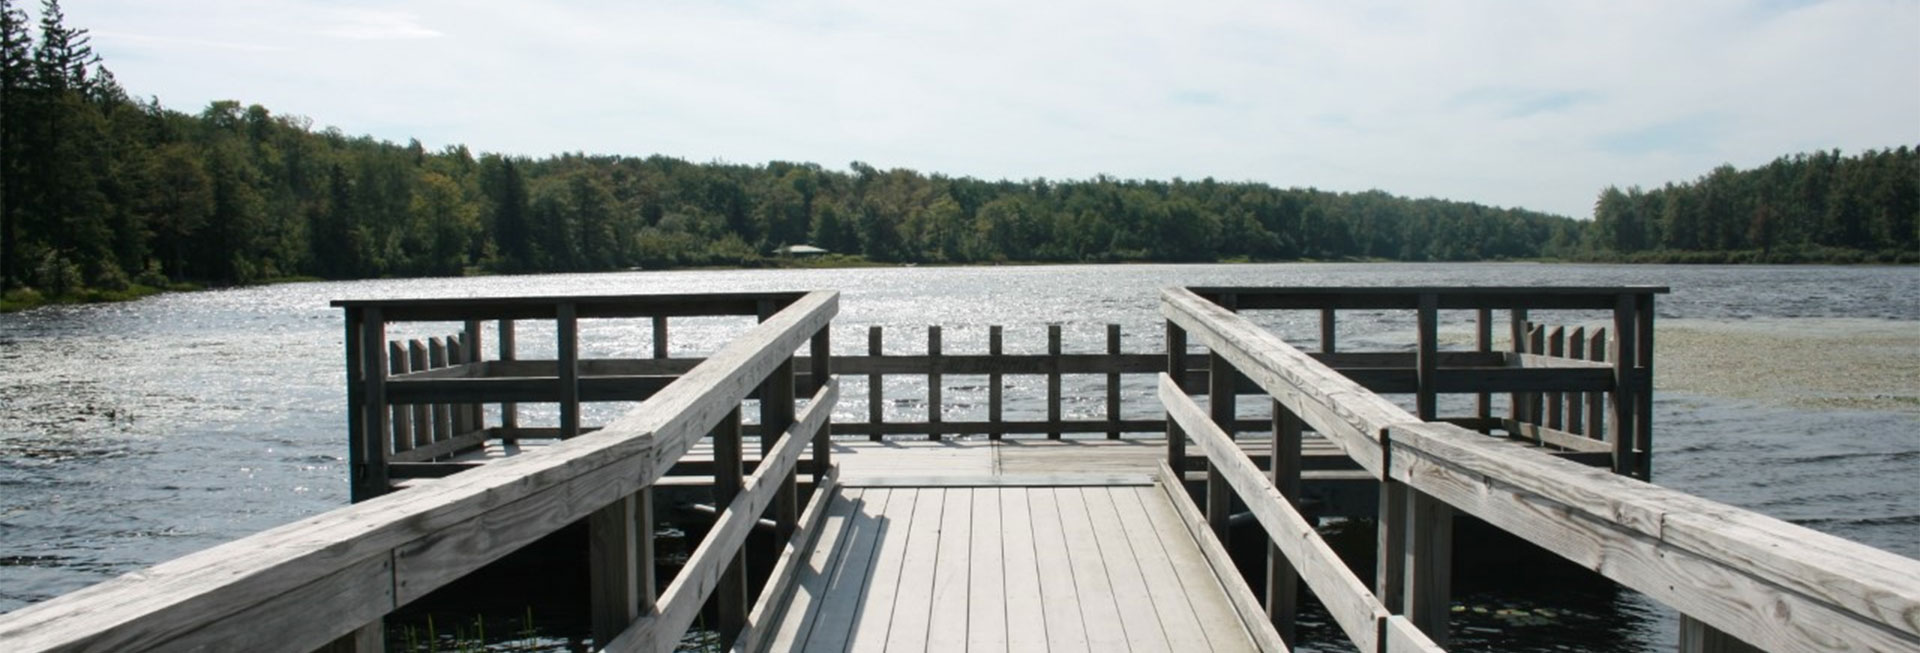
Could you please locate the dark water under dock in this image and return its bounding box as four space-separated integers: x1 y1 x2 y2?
2 262 1915 651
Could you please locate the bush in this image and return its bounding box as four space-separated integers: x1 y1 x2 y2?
32 251 83 298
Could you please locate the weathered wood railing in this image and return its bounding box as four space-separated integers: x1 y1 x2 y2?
1162 286 1920 652
383 332 484 463
0 290 839 652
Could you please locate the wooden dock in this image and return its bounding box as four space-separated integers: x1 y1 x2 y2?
2 286 1916 653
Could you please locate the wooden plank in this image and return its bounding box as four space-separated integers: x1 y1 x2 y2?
1183 285 1669 311
838 474 1156 488
1148 464 1287 653
1545 326 1565 429
408 340 431 448
798 488 891 652
429 337 452 441
883 488 947 651
843 487 919 651
1055 487 1132 652
740 469 840 653
389 341 412 454
330 291 807 319
1587 328 1606 445
924 487 972 651
1103 486 1216 652
998 487 1049 652
755 481 855 653
965 488 1007 652
1566 327 1588 435
1027 485 1090 652
1080 485 1172 650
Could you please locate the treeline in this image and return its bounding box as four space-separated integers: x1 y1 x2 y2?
1581 147 1919 263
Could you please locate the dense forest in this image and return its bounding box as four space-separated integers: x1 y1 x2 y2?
1585 147 1918 263
1 1 1913 304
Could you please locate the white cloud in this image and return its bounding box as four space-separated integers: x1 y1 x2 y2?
67 0 1920 218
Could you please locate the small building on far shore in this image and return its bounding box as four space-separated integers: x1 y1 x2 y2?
773 244 830 257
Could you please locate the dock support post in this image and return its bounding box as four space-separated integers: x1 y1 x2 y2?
651 315 669 359
713 406 748 644
388 342 411 456
462 319 483 432
1107 324 1122 439
557 303 581 439
1509 308 1530 428
1475 308 1492 431
1205 293 1236 541
498 319 517 439
760 300 799 541
590 489 654 645
1047 324 1063 439
408 341 430 448
1610 295 1638 477
1267 401 1302 647
810 327 832 480
1406 293 1453 646
319 621 383 653
1635 293 1656 480
868 326 883 442
352 308 389 502
1679 615 1765 653
989 326 1004 440
1165 321 1187 471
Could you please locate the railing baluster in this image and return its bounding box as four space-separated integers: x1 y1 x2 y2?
989 325 1004 441
869 326 884 442
928 326 942 441
1107 324 1122 439
1047 325 1063 440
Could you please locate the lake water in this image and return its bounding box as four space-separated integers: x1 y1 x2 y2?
2 262 1915 650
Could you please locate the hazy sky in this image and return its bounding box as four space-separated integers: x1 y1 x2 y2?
67 0 1920 219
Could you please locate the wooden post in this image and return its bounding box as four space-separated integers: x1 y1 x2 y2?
810 327 832 481
760 300 799 541
927 326 942 441
343 307 373 503
408 341 430 449
1415 293 1438 422
1567 328 1588 436
558 303 581 439
989 326 1004 441
428 337 451 442
1587 327 1607 445
1635 293 1656 480
462 319 484 432
1475 308 1492 431
1679 615 1765 653
447 336 471 435
590 489 654 644
1165 322 1187 471
1546 326 1565 431
358 308 390 502
651 315 669 359
387 342 411 455
1527 325 1546 428
1107 324 1122 439
1206 293 1235 541
498 319 518 438
1047 324 1063 440
1320 307 1337 353
1267 401 1302 647
1509 308 1529 427
713 406 748 644
1610 295 1637 477
868 326 883 442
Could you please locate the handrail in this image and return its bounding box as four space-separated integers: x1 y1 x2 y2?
0 289 839 652
1161 287 1920 652
1160 373 1442 652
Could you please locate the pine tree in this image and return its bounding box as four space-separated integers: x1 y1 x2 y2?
0 0 31 290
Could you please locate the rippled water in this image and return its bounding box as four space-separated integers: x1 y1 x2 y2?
2 262 1916 650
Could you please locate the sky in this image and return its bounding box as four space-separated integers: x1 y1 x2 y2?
60 0 1920 219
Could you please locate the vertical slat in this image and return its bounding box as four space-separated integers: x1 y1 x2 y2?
497 319 518 437
428 337 451 442
1165 321 1188 471
868 326 884 442
1415 293 1438 422
462 320 484 432
1527 325 1546 428
387 342 412 455
1206 294 1237 541
713 406 747 644
408 341 430 448
590 491 644 644
988 326 1004 441
1404 487 1453 647
557 303 581 439
1047 324 1063 440
927 326 942 441
1588 328 1607 443
446 336 471 435
1611 295 1638 477
1320 307 1337 353
810 327 832 481
1106 324 1122 439
1474 308 1492 432
1508 308 1530 427
1268 401 1303 647
651 315 669 359
357 308 389 502
1635 293 1657 480
1567 327 1588 436
1546 326 1566 431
